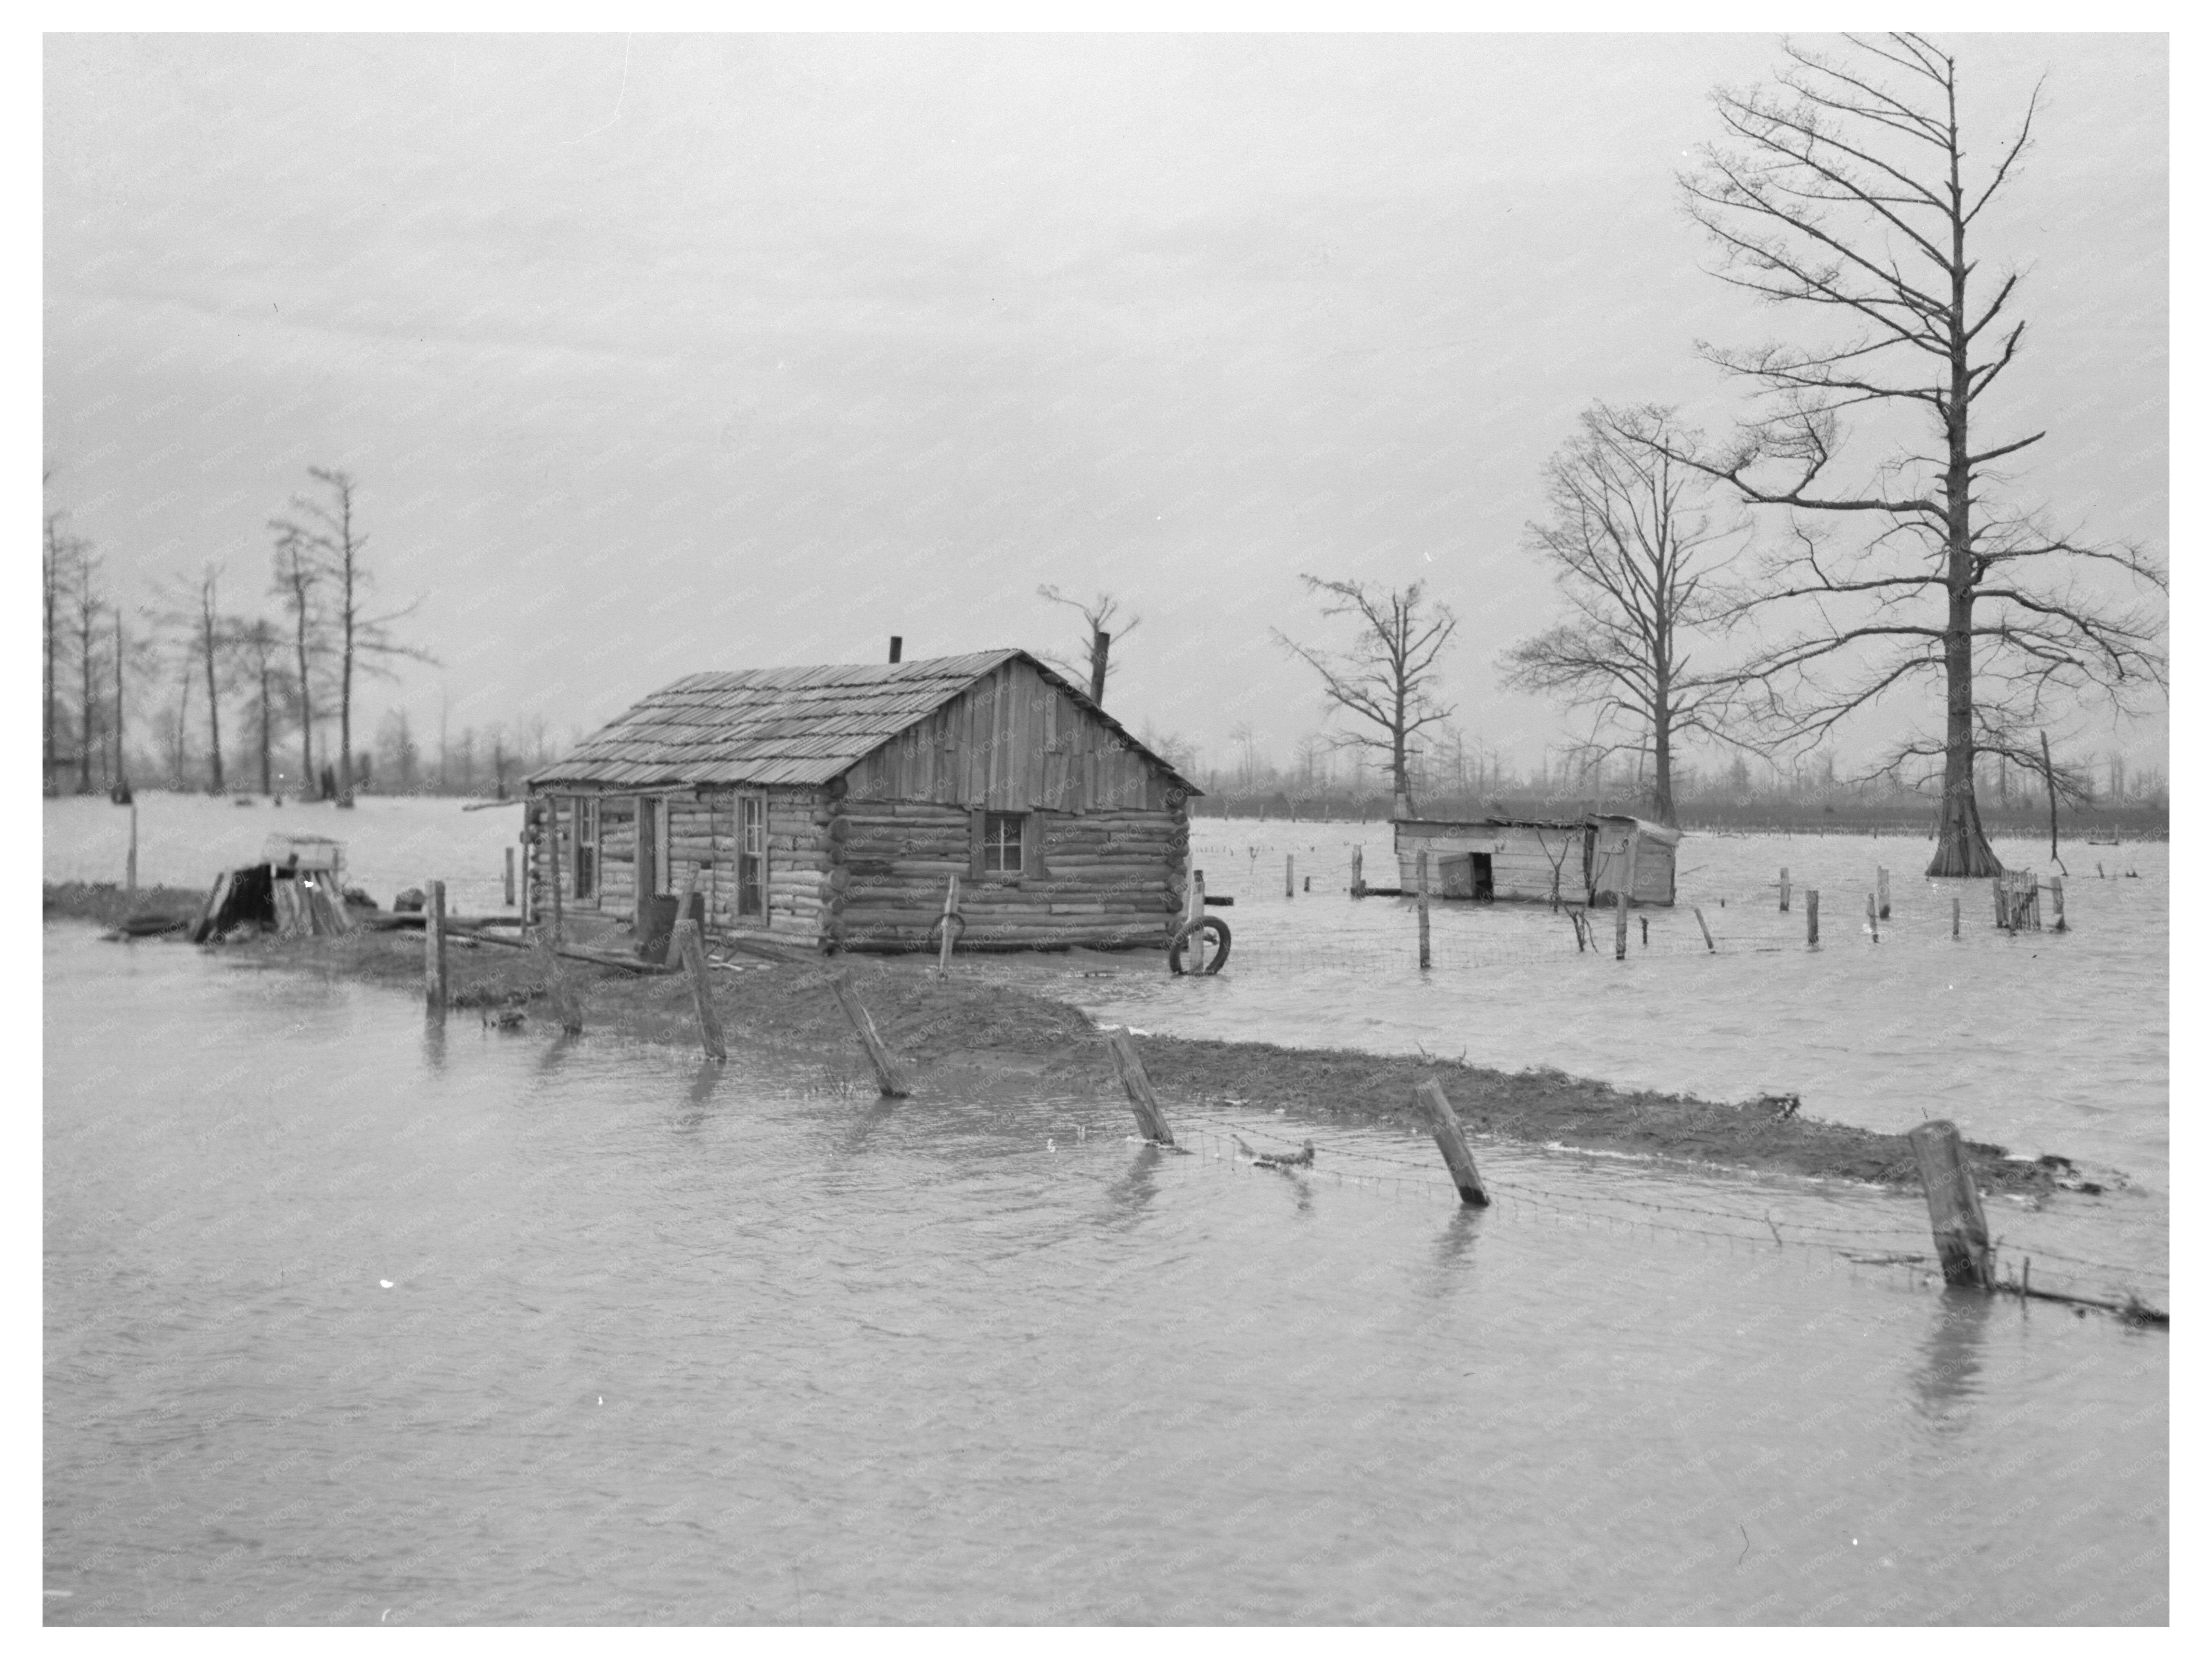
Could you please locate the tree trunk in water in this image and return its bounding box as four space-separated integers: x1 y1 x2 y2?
1927 194 2002 881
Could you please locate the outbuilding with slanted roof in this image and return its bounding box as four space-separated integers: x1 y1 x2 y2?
523 648 1201 953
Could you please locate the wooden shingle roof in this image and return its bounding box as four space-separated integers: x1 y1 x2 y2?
526 649 1195 792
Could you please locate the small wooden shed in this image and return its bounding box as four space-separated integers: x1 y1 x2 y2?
523 649 1202 952
1393 813 1680 907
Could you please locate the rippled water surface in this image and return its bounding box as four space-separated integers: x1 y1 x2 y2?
45 922 2167 1625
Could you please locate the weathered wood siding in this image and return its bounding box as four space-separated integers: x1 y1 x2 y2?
840 657 1169 812
1396 821 1595 905
1588 821 1677 907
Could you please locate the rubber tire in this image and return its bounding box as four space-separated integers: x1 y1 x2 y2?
925 912 967 955
1167 915 1232 975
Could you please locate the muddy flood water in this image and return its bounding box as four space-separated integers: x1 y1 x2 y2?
45 798 2168 1623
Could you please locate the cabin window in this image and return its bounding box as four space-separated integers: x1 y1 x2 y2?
573 797 599 900
982 811 1025 875
736 793 766 919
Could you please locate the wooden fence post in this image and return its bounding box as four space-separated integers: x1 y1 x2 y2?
828 971 911 1097
675 919 725 1061
1692 905 1715 952
1416 849 1432 970
1779 866 1791 912
1614 891 1628 961
126 802 138 901
533 935 585 1035
1867 891 1879 943
1104 1028 1176 1147
1285 853 1295 899
1805 887 1820 946
504 846 516 908
937 873 960 977
1351 846 1364 898
1876 866 1891 920
2049 876 2066 932
424 879 448 1016
1411 1079 1490 1206
663 863 698 965
1952 896 1961 939
1906 1120 1995 1290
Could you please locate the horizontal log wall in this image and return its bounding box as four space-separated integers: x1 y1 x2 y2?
836 798 1187 951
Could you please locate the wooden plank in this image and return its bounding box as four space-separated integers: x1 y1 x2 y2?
1692 905 1715 952
1906 1120 1994 1290
1104 1028 1176 1146
1806 887 1820 946
1411 1078 1490 1206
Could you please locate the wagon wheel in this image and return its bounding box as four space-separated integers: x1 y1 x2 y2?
926 911 968 955
1167 915 1232 976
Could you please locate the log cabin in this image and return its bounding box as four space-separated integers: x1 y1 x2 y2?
1393 813 1680 907
522 648 1201 953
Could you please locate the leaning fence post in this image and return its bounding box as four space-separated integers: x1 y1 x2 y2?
1876 865 1891 920
533 934 585 1035
1410 1079 1490 1207
2049 876 2066 932
674 919 725 1061
1805 887 1820 947
828 970 911 1097
1614 891 1628 961
1906 1120 1995 1290
1416 849 1432 970
1104 1028 1176 1147
1779 866 1791 912
424 879 448 1015
1692 905 1715 952
936 873 961 977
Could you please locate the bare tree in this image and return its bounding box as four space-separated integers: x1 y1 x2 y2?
1503 405 1746 827
270 468 433 807
1273 576 1459 817
270 524 326 796
1036 586 1141 704
1671 33 2166 875
70 538 106 795
233 617 293 796
43 507 85 798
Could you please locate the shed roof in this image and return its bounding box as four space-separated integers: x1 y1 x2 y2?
525 648 1199 793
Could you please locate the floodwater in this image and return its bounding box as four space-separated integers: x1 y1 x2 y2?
1050 820 2172 1194
44 919 2167 1624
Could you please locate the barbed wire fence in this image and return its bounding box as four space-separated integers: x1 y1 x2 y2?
1024 1098 2170 1321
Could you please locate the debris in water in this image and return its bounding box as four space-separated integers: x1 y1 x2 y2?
379 1280 394 1289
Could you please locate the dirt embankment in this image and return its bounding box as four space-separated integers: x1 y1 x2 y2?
46 881 2085 1200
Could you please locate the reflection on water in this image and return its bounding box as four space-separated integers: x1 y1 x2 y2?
1910 1295 1993 1431
44 927 2166 1625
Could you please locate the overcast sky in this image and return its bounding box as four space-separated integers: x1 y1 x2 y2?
43 31 2168 785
